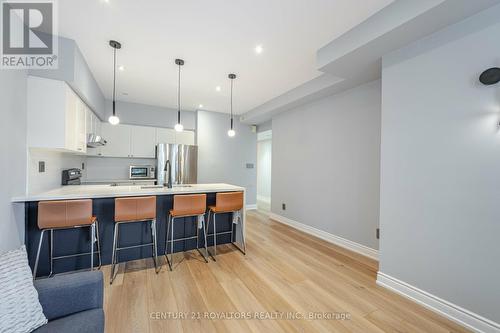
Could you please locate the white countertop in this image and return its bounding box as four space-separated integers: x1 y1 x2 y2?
12 183 245 202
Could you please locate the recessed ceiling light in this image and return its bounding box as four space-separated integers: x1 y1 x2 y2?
255 44 263 54
199 104 203 108
215 86 221 92
118 65 125 71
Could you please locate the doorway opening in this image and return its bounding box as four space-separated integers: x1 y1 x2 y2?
257 130 272 211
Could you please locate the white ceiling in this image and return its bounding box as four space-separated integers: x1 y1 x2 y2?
58 0 392 114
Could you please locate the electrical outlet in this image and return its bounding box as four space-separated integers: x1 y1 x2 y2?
38 161 45 173
282 203 286 210
376 228 380 239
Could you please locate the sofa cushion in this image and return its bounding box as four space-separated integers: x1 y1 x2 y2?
0 246 47 333
32 309 104 333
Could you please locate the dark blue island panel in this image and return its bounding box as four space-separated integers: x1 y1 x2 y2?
26 193 233 277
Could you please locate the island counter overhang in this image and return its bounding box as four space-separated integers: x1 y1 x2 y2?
13 184 246 278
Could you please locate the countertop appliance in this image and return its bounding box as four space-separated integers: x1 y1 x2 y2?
156 143 197 186
62 168 82 185
129 165 156 180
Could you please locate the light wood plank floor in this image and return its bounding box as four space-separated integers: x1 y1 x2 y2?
102 210 470 333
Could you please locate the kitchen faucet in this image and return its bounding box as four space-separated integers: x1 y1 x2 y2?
164 160 172 188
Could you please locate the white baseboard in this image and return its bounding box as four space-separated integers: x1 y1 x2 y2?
377 272 500 333
257 195 271 204
268 212 379 260
246 204 257 210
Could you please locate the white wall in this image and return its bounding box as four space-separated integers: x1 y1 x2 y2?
27 149 85 194
379 5 500 325
257 139 272 204
0 70 27 252
272 80 381 250
197 110 257 205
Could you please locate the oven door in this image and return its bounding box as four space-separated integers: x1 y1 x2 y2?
129 166 151 179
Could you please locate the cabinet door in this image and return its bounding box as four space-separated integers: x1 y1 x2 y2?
175 130 195 145
86 108 101 156
75 99 87 153
130 125 156 158
85 107 94 135
64 89 78 151
156 127 176 144
100 123 132 157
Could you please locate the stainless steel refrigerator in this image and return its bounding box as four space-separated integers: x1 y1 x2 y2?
156 143 198 186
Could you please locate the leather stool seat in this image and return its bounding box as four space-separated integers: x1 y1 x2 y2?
110 196 159 284
206 191 246 261
165 194 208 270
33 199 101 279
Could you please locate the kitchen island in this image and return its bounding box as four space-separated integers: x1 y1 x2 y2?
13 184 246 277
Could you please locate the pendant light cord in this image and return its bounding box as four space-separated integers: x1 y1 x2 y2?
177 63 181 123
230 77 234 129
112 46 116 116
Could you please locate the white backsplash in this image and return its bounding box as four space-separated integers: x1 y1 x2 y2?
83 156 155 182
28 148 85 194
27 149 156 193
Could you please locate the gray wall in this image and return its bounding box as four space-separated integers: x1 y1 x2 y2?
103 100 196 130
271 80 381 250
29 37 106 118
257 120 272 133
379 5 500 323
197 110 257 205
0 70 27 252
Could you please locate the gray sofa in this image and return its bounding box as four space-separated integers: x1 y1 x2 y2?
32 271 104 333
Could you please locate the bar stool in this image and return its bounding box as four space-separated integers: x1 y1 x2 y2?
33 199 101 279
207 191 246 261
110 196 159 284
165 194 209 271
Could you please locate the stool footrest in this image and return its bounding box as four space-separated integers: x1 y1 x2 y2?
116 243 154 251
206 231 232 236
52 251 100 260
166 235 198 243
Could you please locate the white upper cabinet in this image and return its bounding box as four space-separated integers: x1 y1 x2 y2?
100 123 132 158
156 128 176 144
85 107 102 156
156 128 195 145
75 98 87 153
130 125 156 158
175 130 195 145
27 76 87 153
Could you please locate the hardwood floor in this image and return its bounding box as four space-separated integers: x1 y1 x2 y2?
102 210 470 333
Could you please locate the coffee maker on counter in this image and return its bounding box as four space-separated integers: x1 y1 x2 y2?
62 168 82 185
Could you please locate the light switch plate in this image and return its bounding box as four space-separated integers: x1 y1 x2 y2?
38 161 45 173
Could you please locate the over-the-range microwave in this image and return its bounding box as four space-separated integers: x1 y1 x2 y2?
129 165 156 180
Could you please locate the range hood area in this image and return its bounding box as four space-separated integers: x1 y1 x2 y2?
86 133 107 148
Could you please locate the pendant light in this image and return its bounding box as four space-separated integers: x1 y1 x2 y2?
108 40 121 125
174 59 185 132
227 73 236 137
